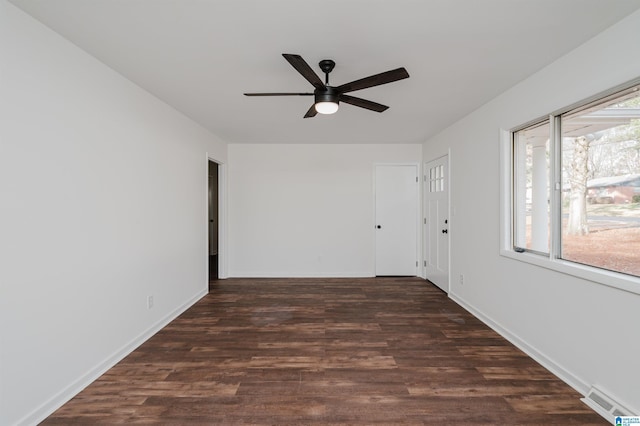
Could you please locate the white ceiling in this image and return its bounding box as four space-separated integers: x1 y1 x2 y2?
10 0 640 144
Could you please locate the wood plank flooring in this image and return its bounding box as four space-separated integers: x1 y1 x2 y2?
42 277 606 425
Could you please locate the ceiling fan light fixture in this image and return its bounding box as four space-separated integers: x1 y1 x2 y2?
244 54 409 118
315 101 339 114
314 85 339 115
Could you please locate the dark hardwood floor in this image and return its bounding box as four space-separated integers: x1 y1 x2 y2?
42 278 606 425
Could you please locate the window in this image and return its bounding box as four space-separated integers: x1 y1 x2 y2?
513 120 551 254
511 81 640 280
429 164 444 193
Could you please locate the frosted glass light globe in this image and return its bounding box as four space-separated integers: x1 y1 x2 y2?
315 102 339 114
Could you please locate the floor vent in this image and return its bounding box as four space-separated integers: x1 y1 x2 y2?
582 386 634 424
612 408 627 417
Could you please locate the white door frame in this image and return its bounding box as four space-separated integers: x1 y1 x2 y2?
372 162 421 276
423 153 450 292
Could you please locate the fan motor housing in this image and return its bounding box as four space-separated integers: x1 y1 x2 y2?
315 86 339 104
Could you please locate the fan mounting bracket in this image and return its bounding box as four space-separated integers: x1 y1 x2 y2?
319 59 335 84
319 59 335 74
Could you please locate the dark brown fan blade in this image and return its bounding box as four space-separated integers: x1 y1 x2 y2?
244 93 313 96
340 95 389 112
244 92 313 96
335 67 409 93
304 104 318 118
283 54 326 90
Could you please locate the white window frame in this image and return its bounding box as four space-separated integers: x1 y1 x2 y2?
500 79 640 296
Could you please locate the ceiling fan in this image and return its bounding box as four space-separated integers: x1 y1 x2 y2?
244 54 409 118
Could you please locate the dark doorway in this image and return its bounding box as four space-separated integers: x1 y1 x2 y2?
208 161 219 280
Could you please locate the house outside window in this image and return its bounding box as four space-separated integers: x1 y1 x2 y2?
511 81 640 279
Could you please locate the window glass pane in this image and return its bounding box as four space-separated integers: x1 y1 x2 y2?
513 121 551 253
561 86 640 277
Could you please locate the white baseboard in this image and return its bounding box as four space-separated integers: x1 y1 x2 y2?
228 271 376 278
448 291 590 396
21 288 208 426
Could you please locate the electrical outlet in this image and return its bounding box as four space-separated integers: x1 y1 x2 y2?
459 274 464 285
147 295 154 309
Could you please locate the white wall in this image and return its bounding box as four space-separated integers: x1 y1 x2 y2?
423 9 640 414
0 2 227 424
228 144 421 277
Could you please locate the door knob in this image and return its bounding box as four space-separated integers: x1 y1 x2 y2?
442 229 448 234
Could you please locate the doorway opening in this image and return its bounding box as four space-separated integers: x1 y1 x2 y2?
208 160 219 280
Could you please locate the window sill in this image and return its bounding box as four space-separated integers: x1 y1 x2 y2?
500 249 640 296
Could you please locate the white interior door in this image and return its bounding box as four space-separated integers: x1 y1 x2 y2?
424 156 449 292
375 165 418 276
